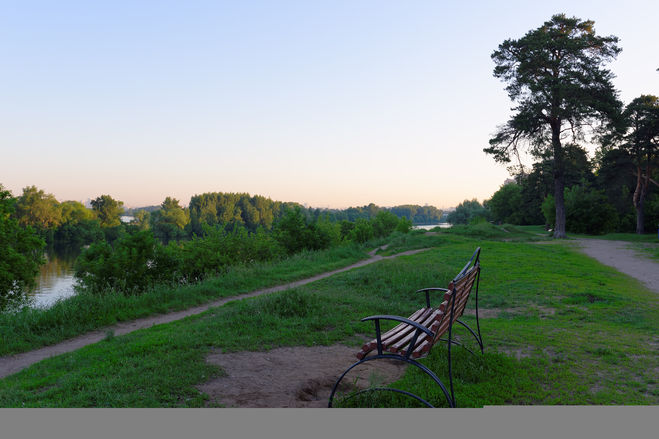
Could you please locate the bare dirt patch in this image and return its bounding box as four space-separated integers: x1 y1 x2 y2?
197 344 407 408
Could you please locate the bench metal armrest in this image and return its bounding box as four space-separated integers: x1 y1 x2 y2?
361 315 435 357
361 315 435 338
414 287 449 307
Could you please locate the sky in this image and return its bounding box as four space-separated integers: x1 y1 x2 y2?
1 1 657 209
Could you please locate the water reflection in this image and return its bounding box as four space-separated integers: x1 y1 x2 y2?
28 250 79 308
412 224 452 230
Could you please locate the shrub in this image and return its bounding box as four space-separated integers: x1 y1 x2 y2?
542 185 618 235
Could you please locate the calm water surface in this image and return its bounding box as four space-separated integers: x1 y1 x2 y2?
412 224 452 230
29 251 79 308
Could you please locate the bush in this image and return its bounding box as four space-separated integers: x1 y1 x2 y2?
75 226 285 294
350 219 374 243
0 186 45 311
447 199 490 225
542 185 618 235
75 231 162 294
486 183 525 224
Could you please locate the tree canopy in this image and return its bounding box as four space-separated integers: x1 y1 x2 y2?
605 95 659 233
0 185 45 311
485 13 622 238
14 186 62 230
90 195 124 227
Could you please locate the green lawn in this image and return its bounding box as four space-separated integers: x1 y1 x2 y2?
0 232 656 407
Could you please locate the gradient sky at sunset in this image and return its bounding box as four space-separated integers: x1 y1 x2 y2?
2 1 657 209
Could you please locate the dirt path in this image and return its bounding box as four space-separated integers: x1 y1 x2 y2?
574 239 659 293
0 247 429 380
198 345 408 407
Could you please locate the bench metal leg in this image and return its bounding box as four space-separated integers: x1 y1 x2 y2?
455 319 484 354
327 354 455 408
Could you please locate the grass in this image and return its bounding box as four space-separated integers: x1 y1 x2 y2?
629 242 659 262
567 232 659 243
0 233 657 407
0 244 368 356
441 222 550 241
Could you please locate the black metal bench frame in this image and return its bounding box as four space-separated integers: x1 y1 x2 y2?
328 247 483 408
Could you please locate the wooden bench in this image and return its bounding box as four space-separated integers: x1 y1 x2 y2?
328 247 483 408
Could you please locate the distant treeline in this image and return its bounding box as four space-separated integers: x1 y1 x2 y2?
2 186 443 249
3 184 431 307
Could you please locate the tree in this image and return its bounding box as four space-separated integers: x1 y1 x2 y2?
90 195 124 227
14 185 62 230
595 148 637 231
606 95 659 233
151 197 190 244
447 199 489 225
0 185 45 310
132 210 151 230
486 182 523 224
542 184 618 235
485 14 622 238
60 200 95 223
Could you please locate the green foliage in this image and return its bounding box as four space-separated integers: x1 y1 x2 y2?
90 195 124 228
132 210 151 231
486 183 524 224
176 226 283 282
486 13 622 238
447 199 490 225
603 95 659 233
59 201 95 223
274 207 340 254
395 216 413 234
542 185 618 234
150 197 190 244
350 218 374 243
188 192 286 235
53 219 104 249
0 185 46 311
75 226 286 294
75 231 162 294
13 186 62 231
371 211 400 238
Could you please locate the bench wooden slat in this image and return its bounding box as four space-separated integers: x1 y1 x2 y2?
381 308 434 346
356 308 429 358
356 310 434 359
387 309 442 353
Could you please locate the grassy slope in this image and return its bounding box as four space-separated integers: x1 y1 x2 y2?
0 230 657 407
0 245 368 356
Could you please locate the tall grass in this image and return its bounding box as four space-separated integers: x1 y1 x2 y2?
0 244 367 356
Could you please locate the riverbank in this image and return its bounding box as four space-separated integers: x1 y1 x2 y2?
0 244 369 356
1 227 656 407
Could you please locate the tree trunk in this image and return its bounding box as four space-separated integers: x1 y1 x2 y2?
635 197 645 234
551 122 567 239
633 164 647 234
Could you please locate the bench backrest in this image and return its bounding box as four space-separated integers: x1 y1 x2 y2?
432 247 481 343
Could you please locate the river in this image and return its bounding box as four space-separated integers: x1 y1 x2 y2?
412 224 451 230
28 250 79 308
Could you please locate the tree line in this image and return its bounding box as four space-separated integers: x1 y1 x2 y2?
0 186 429 310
